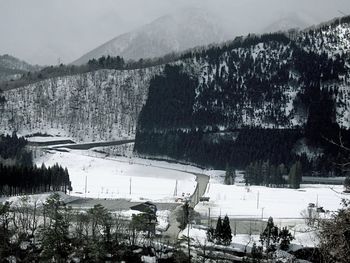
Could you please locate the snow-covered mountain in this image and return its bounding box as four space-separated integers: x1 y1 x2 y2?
133 18 350 168
0 54 41 82
1 16 350 169
72 8 230 65
262 12 317 33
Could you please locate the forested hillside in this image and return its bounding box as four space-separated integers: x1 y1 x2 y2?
0 54 41 82
135 19 350 173
0 67 161 142
0 17 350 175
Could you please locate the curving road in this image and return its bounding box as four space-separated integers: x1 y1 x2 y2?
51 139 135 150
34 138 210 243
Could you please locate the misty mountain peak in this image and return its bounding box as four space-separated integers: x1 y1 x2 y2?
72 8 229 65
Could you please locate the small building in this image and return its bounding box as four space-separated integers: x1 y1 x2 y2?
200 197 210 202
130 201 157 214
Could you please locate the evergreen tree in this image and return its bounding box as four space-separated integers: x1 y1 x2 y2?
40 193 72 262
215 216 223 244
0 88 5 105
262 161 270 186
278 227 294 251
319 200 350 263
224 165 235 185
289 161 302 189
221 215 232 245
206 226 215 242
260 216 279 251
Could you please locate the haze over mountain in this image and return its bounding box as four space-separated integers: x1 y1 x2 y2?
0 54 40 82
1 0 349 65
72 8 230 65
262 12 318 33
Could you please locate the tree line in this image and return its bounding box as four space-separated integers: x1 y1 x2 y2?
0 133 32 166
0 163 72 196
0 133 72 196
135 128 305 170
244 160 303 189
0 52 179 91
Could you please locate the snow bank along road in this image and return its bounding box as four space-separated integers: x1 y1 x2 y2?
27 136 134 149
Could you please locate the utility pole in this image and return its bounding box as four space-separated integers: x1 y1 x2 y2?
208 207 211 227
84 175 87 199
197 185 199 204
129 177 132 195
174 180 178 196
257 191 260 209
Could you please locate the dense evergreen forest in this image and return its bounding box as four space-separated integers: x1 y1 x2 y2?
135 29 350 176
0 134 72 196
0 133 32 166
0 164 71 196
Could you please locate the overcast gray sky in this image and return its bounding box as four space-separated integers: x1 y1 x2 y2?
1 0 349 65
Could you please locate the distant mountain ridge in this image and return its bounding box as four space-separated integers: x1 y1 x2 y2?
1 15 350 172
72 8 230 65
0 54 41 82
262 12 317 33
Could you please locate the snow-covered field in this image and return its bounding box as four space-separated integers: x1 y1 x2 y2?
0 192 77 207
36 150 197 202
179 223 319 252
196 173 345 219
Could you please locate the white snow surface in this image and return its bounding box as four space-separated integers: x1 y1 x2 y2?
0 192 76 207
26 136 73 143
196 174 344 219
1 67 161 142
180 224 319 252
36 150 197 202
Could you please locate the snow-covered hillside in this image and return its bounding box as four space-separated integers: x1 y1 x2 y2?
1 17 350 155
0 54 39 72
0 67 161 141
72 8 229 65
0 54 41 82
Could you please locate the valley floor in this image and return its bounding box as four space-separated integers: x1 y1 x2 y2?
6 136 346 258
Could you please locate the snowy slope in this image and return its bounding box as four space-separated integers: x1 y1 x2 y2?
72 8 229 65
0 67 162 141
36 150 197 202
296 22 350 128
